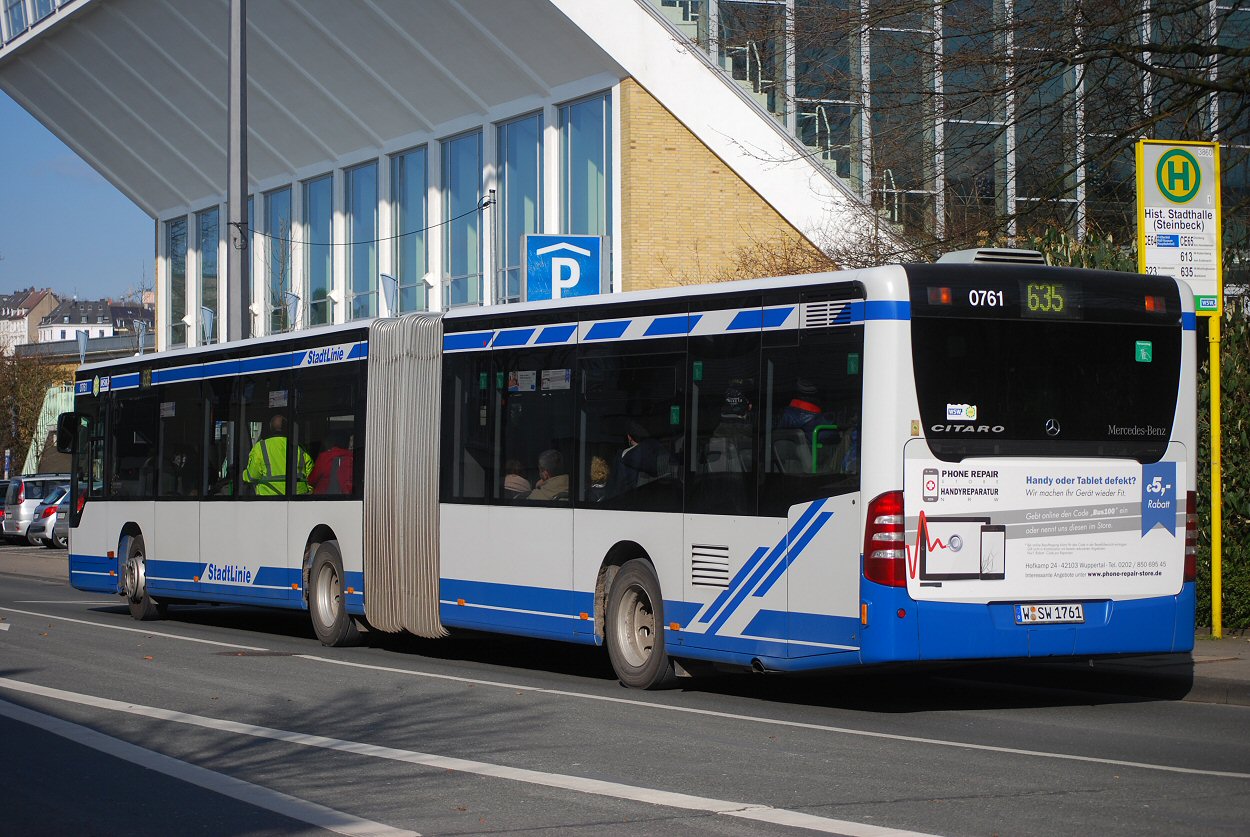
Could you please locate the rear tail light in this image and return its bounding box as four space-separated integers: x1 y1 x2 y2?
1184 491 1197 582
16 483 24 504
76 493 86 514
41 504 57 518
864 490 907 587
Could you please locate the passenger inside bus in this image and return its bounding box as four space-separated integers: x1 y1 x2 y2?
705 383 754 473
526 449 569 501
587 455 610 502
502 459 532 498
309 430 353 495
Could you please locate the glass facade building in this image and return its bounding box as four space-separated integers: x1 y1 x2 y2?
652 0 1249 249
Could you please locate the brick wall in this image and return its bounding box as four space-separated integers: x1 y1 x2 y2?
618 77 824 292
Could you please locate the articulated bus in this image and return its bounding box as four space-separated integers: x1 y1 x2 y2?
60 259 1196 688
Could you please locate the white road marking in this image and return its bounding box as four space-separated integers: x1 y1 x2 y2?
0 606 268 651
0 696 417 837
0 623 8 631
14 600 116 604
299 655 1250 781
0 677 935 837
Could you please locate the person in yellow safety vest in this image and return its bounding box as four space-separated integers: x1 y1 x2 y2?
243 413 312 495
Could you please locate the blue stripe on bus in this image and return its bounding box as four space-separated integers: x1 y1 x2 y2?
754 511 834 597
644 314 700 337
444 331 495 351
238 352 298 375
698 546 768 625
349 342 368 359
1182 312 1196 331
201 359 239 379
536 324 577 344
863 300 910 320
726 307 796 330
67 553 118 594
740 609 860 648
112 373 140 390
440 577 583 617
701 500 827 633
492 328 535 348
152 366 202 385
585 320 630 341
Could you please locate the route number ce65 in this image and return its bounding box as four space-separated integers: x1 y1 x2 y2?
969 289 1005 307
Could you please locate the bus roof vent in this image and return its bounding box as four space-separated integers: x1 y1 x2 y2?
936 248 1047 265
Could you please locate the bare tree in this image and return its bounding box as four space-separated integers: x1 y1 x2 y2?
707 0 1249 259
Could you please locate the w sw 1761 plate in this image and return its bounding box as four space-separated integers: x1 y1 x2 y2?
1014 603 1085 624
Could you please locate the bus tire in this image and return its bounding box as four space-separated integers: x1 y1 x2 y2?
309 540 358 647
606 559 675 689
123 534 162 621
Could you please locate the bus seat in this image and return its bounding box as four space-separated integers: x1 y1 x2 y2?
771 429 811 474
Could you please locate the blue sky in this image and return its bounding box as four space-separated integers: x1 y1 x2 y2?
0 92 151 301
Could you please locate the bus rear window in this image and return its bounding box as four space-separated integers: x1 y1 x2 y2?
908 268 1182 462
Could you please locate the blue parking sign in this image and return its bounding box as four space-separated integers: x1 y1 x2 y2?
523 235 607 301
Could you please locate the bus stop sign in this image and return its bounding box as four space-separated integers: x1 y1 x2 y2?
1136 140 1223 315
523 234 607 301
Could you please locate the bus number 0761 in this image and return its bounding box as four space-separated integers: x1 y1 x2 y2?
969 289 1005 307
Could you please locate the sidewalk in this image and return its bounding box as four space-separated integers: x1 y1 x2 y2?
2 549 1247 705
1071 631 1250 707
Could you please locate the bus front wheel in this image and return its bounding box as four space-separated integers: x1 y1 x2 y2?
309 541 358 647
606 559 675 689
122 534 164 621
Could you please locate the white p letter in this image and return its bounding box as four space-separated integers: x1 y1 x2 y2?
552 257 580 298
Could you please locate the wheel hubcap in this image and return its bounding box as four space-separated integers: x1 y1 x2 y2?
315 563 340 626
615 582 655 667
123 552 146 603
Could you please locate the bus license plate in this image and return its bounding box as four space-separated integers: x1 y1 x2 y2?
1015 603 1084 624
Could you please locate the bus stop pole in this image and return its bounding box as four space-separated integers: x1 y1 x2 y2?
1209 313 1223 638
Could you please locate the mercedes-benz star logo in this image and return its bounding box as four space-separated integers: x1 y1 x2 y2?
1045 418 1061 437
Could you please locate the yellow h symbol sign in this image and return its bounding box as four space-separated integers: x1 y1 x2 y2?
1156 148 1201 203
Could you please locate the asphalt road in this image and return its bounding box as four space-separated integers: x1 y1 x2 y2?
0 544 1247 836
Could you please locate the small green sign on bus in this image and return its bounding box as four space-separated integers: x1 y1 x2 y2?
1136 340 1153 363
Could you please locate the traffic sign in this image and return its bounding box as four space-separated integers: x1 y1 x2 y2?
522 235 607 302
1136 140 1223 315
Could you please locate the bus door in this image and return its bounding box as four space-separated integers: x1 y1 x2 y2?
151 381 204 599
201 374 290 601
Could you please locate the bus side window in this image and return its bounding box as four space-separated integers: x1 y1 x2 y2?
760 327 863 517
686 333 760 516
492 348 575 504
441 352 491 502
238 373 294 498
294 365 362 499
205 379 237 497
108 392 158 499
156 382 204 499
578 350 685 513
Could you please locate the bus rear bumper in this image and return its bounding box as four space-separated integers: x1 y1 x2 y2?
859 580 1196 663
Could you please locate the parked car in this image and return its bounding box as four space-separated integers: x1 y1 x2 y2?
48 492 70 550
3 475 70 543
28 486 69 547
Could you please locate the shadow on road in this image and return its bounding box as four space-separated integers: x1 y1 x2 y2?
81 601 1195 713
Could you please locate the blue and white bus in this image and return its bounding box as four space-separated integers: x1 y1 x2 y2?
60 258 1197 688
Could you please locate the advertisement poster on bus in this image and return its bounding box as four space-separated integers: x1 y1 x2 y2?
903 443 1186 602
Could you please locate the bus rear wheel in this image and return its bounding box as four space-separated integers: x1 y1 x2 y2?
122 534 164 621
606 559 675 689
309 540 358 647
